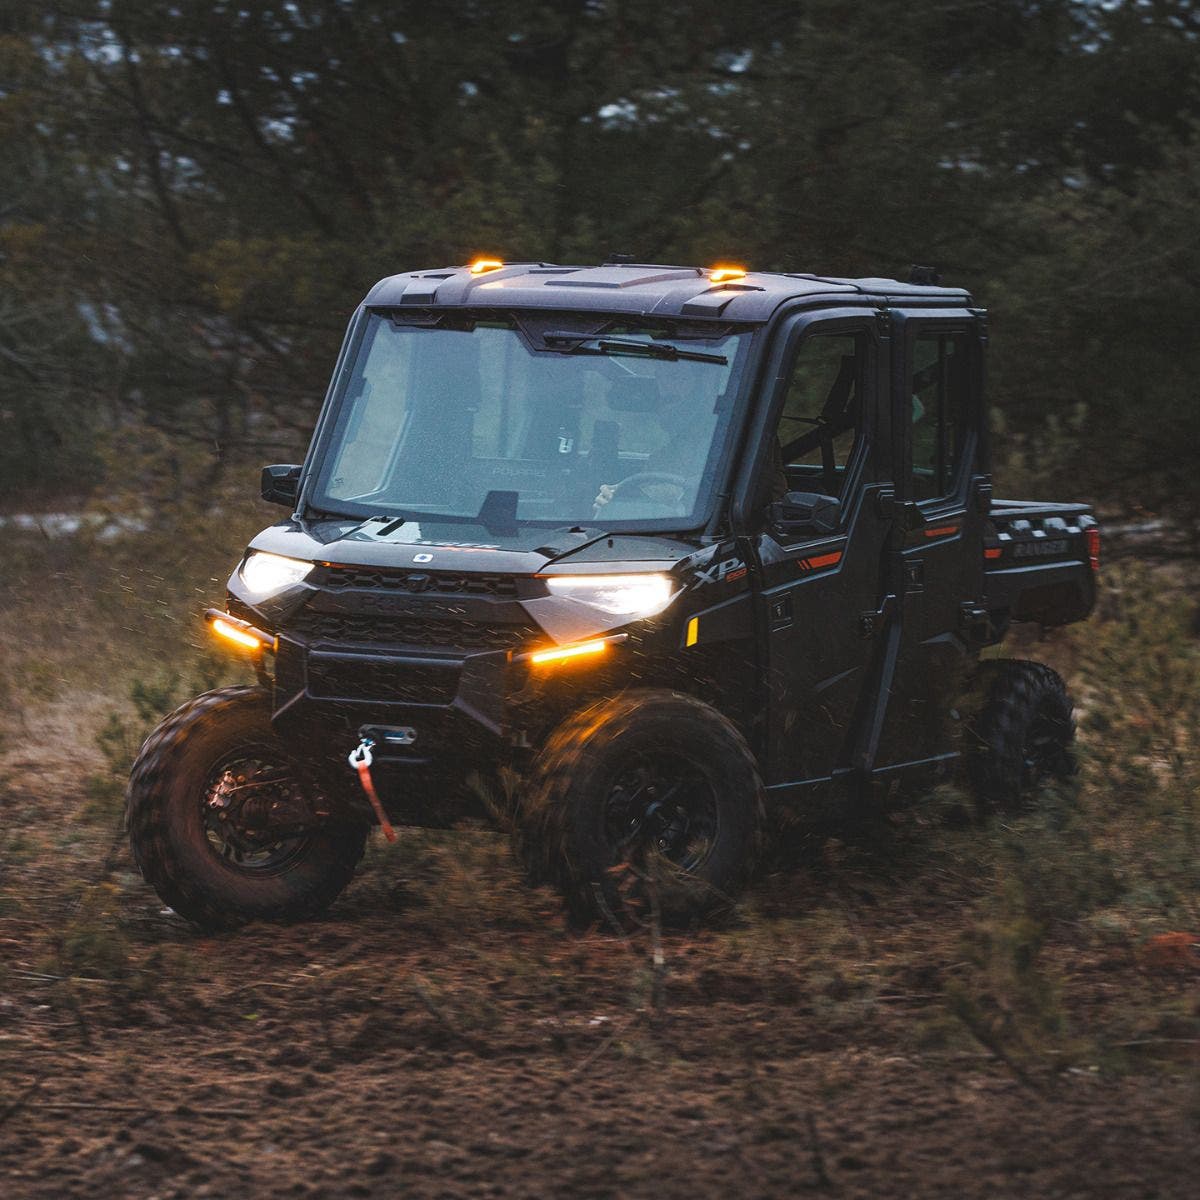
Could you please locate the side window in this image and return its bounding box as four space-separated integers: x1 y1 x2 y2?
774 332 864 498
910 331 969 501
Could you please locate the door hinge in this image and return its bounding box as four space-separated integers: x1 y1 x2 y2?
769 594 793 631
959 601 991 642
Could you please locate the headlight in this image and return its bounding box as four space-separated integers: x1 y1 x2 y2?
544 573 676 618
239 551 313 598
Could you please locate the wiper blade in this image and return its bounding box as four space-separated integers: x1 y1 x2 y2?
545 334 726 365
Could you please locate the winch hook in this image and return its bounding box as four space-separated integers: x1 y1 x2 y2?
347 739 397 843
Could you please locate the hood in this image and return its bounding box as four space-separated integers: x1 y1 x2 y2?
247 516 704 575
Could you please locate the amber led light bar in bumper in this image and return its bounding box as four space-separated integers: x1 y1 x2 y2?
513 632 629 667
204 608 276 654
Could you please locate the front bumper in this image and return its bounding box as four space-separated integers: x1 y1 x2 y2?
271 633 513 764
227 561 660 825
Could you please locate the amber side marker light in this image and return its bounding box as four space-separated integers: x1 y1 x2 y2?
709 265 747 283
205 608 275 654
468 257 504 275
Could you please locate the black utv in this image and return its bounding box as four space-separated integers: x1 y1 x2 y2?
127 259 1099 930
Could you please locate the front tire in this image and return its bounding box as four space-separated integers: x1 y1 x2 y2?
126 686 367 930
516 690 764 929
966 660 1077 815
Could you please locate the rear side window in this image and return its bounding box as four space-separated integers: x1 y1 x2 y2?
775 332 864 498
910 332 969 501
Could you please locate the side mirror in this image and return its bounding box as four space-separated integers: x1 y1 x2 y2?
261 464 301 507
769 491 841 539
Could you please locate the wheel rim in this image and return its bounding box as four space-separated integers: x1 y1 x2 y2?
602 750 720 874
201 748 311 875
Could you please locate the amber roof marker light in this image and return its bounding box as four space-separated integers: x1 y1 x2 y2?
468 257 504 275
708 265 748 284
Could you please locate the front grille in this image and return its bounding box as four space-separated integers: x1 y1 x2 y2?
287 611 537 653
323 566 520 598
307 657 459 704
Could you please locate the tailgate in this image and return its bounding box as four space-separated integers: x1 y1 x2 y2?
984 501 1099 626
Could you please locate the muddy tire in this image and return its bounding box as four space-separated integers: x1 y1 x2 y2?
516 690 764 929
965 660 1076 815
126 686 367 931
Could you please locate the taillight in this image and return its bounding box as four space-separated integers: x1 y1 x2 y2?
1084 527 1100 572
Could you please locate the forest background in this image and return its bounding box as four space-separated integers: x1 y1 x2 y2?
1 6 1198 1196
2 0 1199 518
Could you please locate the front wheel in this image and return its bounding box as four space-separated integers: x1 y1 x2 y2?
127 686 367 930
516 690 764 929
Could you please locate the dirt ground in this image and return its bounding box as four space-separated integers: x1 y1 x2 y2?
1 700 1197 1200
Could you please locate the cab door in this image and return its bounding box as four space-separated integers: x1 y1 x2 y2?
737 311 896 788
882 310 990 765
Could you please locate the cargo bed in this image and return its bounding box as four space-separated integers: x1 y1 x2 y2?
984 499 1099 627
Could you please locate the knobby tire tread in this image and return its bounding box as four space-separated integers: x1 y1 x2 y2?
126 686 366 930
515 689 765 928
967 659 1076 814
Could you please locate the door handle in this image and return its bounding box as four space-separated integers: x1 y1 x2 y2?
858 593 898 638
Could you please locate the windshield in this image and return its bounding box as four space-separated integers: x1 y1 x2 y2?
309 313 751 529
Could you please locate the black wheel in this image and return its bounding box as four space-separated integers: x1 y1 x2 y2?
126 686 368 930
965 660 1077 815
516 690 764 928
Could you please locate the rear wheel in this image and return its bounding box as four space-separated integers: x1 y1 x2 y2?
127 686 367 930
965 660 1076 815
516 690 764 929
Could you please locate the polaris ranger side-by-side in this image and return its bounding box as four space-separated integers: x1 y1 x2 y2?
127 260 1099 929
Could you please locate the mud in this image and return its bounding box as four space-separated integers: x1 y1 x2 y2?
1 716 1197 1198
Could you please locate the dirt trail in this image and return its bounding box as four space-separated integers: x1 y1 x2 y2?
2 693 1198 1199
3 899 1198 1200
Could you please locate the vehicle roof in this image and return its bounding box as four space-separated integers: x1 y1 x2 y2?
363 262 974 323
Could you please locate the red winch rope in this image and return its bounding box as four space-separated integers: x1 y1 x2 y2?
347 741 398 842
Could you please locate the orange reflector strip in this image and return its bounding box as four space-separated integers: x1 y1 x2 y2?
924 525 959 539
796 550 843 572
529 639 609 666
984 547 1003 560
211 617 264 651
685 617 699 647
468 257 504 274
709 265 747 283
807 551 842 570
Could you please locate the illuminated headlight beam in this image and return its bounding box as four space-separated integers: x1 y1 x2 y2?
238 550 313 598
542 573 675 618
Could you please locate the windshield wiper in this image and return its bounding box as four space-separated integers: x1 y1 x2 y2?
544 334 727 366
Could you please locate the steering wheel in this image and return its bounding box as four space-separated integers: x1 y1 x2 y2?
594 471 690 518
